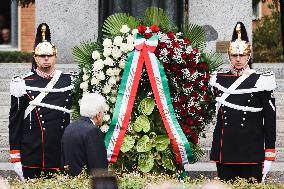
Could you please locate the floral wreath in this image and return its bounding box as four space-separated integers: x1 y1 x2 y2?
72 7 222 173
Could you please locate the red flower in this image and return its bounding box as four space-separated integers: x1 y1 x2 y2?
183 38 190 45
172 41 180 48
203 93 209 101
184 82 192 88
197 62 208 71
180 108 188 117
192 48 199 54
201 74 209 82
179 95 188 103
191 91 199 99
159 42 167 49
150 25 160 32
167 31 175 39
144 33 152 39
189 130 199 144
189 52 195 60
137 25 147 34
189 106 196 113
182 125 191 134
186 117 194 126
181 52 187 59
200 85 208 91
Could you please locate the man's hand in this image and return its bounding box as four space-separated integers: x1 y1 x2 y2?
262 160 272 182
13 162 24 181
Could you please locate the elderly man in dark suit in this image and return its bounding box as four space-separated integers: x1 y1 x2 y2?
61 93 108 176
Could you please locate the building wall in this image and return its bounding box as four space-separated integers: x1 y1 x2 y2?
20 4 35 52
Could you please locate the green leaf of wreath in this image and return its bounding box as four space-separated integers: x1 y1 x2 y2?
138 153 154 173
136 135 152 152
72 41 101 71
121 135 136 153
102 13 139 38
154 135 170 151
138 98 155 115
133 115 151 133
162 154 176 171
144 7 173 32
182 23 206 51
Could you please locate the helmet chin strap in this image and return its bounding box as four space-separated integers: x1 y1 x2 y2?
228 54 251 76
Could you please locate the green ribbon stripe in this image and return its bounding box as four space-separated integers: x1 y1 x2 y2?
105 51 135 150
154 55 193 163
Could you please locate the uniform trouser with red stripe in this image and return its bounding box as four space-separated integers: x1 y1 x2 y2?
216 163 262 183
23 167 59 179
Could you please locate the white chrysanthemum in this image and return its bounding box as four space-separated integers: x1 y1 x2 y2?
102 84 111 94
92 51 100 60
106 68 113 76
119 59 125 69
132 29 138 35
100 124 109 133
97 71 106 81
80 82 89 91
127 44 134 52
111 89 117 95
103 114 111 122
126 35 134 44
120 25 130 34
112 68 121 76
113 36 123 46
91 77 99 85
105 104 110 111
103 47 112 57
103 38 112 48
120 43 129 53
93 59 104 71
116 76 121 82
104 57 114 66
112 47 122 59
110 97 116 103
108 76 116 85
82 74 89 81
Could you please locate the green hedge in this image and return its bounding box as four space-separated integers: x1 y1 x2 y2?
0 51 33 63
7 173 284 189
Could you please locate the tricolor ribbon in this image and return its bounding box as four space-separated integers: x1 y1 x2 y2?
105 34 193 165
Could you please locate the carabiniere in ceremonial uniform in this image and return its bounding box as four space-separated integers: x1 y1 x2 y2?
8 23 73 179
209 22 276 182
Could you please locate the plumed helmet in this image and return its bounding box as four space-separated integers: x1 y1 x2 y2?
228 22 251 56
33 23 57 56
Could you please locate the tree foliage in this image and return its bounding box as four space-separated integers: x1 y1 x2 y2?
12 0 35 7
253 3 284 62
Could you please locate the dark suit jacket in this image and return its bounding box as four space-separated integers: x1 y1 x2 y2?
61 116 108 176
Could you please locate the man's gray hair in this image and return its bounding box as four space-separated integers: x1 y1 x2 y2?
80 93 106 118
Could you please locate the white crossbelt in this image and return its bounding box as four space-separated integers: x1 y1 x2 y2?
216 69 255 114
24 70 62 119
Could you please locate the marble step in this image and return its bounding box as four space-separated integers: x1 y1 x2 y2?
0 148 9 162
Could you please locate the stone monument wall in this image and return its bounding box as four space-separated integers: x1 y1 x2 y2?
36 0 99 64
188 0 252 55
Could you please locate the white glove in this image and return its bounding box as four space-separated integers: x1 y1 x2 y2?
13 162 24 181
262 160 272 182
